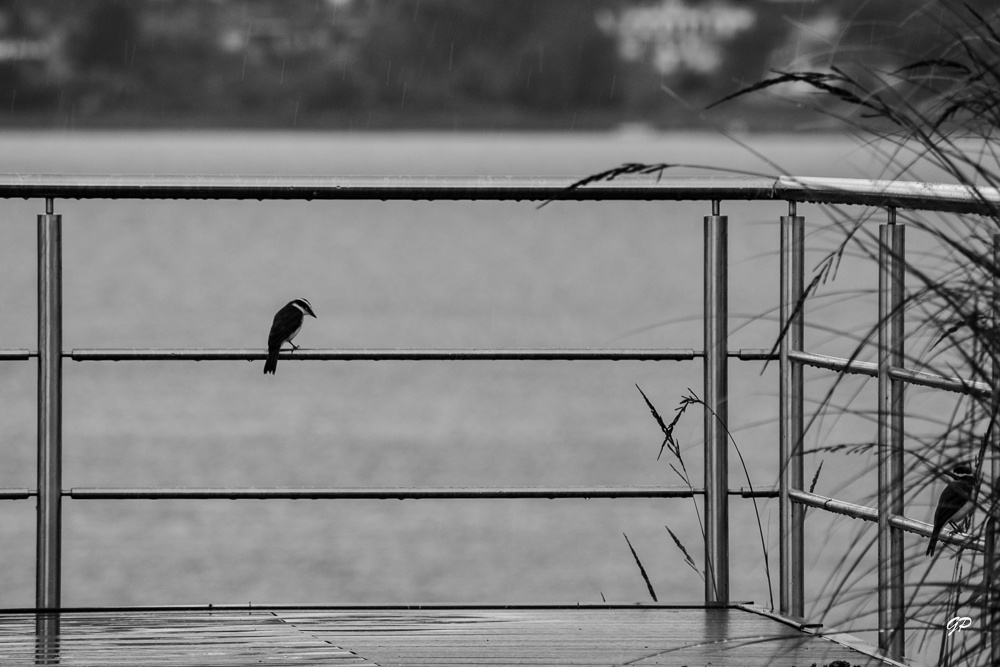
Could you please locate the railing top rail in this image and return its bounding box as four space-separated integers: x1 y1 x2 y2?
1 174 998 214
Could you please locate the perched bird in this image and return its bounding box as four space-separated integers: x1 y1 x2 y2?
264 298 316 375
926 464 976 556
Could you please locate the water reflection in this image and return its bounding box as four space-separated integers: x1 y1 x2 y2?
34 612 60 665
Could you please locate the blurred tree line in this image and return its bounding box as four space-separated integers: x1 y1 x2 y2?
0 0 995 129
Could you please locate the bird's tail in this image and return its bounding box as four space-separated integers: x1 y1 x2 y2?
926 534 938 557
264 347 279 374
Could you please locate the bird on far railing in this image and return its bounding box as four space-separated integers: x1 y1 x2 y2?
926 463 976 556
264 298 317 375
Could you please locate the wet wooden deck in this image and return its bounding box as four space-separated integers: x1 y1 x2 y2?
2 604 896 666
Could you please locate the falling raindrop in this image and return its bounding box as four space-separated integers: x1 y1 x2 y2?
241 22 252 81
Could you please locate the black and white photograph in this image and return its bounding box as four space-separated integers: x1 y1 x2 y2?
0 1 998 665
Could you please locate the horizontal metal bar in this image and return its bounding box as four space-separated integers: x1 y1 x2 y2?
0 174 997 214
69 348 698 362
65 349 1000 394
67 349 787 362
0 349 32 360
779 176 1000 215
789 489 878 521
0 489 33 500
0 175 782 202
65 348 997 393
790 350 990 395
789 489 984 553
788 350 878 376
734 487 778 498
69 487 694 500
733 348 779 361
67 487 777 500
887 366 991 396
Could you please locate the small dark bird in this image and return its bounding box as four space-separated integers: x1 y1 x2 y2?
926 464 976 556
264 298 316 375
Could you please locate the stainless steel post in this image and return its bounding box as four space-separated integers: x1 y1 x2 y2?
704 200 729 602
890 220 906 658
779 202 805 617
877 214 905 658
989 234 1000 663
36 198 62 611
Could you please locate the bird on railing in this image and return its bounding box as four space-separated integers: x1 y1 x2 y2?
926 464 976 556
264 298 317 375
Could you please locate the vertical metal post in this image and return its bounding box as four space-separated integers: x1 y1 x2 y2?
779 202 805 617
704 200 729 602
890 220 906 658
36 198 62 612
988 234 1000 663
877 212 905 658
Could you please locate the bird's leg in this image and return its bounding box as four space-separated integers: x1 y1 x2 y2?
289 342 300 351
949 517 971 533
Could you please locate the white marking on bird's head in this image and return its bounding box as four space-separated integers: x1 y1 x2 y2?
291 298 316 318
950 464 974 479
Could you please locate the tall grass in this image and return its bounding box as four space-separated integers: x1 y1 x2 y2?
714 5 1000 665
580 4 1000 664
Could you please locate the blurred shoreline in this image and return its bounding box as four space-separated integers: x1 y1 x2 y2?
1 105 830 133
0 1 968 134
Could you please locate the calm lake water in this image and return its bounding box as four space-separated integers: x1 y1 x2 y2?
0 130 951 629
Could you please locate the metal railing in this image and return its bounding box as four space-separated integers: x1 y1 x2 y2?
4 173 1000 663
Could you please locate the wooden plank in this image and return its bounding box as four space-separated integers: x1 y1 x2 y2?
281 608 889 666
0 611 373 665
0 607 893 666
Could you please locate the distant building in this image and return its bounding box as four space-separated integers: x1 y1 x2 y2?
0 5 50 60
0 36 51 63
0 2 70 90
215 0 367 67
596 0 755 76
